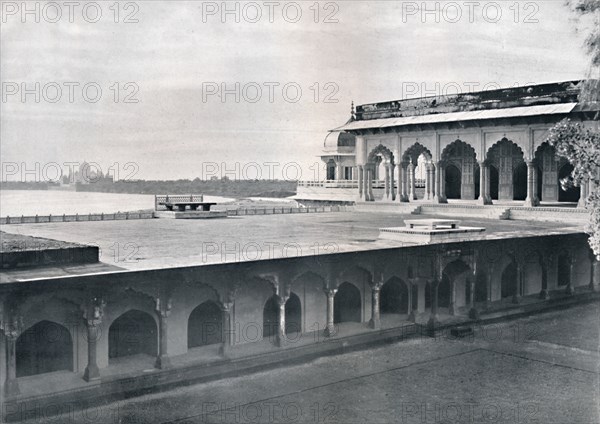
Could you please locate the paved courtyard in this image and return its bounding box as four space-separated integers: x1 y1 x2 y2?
10 301 599 424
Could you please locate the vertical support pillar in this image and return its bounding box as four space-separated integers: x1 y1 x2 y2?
389 164 396 201
524 161 539 207
478 161 492 205
155 297 172 369
430 163 436 198
384 165 391 200
409 161 416 201
513 264 522 304
368 282 383 329
83 298 105 382
485 165 492 203
367 166 374 201
275 296 287 347
219 302 233 357
396 163 404 202
401 163 409 202
357 165 364 200
566 257 575 295
407 281 415 322
468 276 479 319
324 288 337 337
3 316 22 397
433 162 447 203
424 164 430 201
363 166 370 201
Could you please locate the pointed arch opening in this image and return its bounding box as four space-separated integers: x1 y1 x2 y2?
285 292 302 335
380 277 409 315
16 321 73 377
334 282 361 323
109 310 157 359
188 301 223 348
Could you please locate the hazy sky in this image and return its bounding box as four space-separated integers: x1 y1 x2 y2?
0 1 594 181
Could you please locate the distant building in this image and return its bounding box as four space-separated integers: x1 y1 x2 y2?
298 80 599 206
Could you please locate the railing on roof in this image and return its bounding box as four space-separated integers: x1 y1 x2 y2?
154 194 204 211
298 179 426 189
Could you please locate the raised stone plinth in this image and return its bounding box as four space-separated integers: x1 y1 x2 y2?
155 211 227 219
379 219 485 244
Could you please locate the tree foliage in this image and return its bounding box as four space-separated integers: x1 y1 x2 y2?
546 119 600 259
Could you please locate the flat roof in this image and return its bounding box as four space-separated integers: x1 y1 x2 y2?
0 211 585 282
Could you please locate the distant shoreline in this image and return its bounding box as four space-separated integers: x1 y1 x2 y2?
0 179 298 199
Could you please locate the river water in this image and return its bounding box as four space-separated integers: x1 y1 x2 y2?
0 190 235 216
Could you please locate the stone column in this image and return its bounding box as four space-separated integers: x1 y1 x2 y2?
524 161 540 207
485 272 493 308
155 297 172 369
512 264 522 304
485 165 492 204
409 161 416 201
424 164 430 201
430 164 436 198
434 162 447 203
336 164 343 181
274 296 287 347
368 282 383 329
384 165 391 200
396 163 404 202
566 257 575 295
389 164 396 201
367 166 374 201
357 165 363 200
407 282 415 322
477 161 492 205
324 288 337 337
83 299 105 382
219 302 233 357
3 316 22 397
540 256 550 300
363 166 370 201
401 163 409 202
468 276 479 319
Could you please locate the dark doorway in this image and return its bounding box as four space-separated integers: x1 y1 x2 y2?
501 263 518 299
285 293 302 335
513 162 527 201
558 164 580 202
425 282 432 308
263 295 279 338
445 164 462 199
380 278 409 314
326 160 335 181
557 254 571 287
334 282 361 323
109 310 157 359
474 165 480 199
188 301 223 348
438 276 451 308
489 166 499 200
16 321 73 377
475 273 487 303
